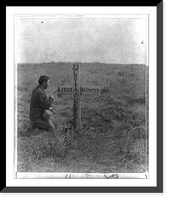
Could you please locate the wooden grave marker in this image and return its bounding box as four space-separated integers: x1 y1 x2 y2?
56 64 100 130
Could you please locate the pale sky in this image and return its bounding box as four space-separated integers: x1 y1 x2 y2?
16 16 148 64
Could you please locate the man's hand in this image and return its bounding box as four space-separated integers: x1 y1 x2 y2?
49 106 53 112
49 94 54 101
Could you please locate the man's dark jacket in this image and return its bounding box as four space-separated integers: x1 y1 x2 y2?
30 85 53 122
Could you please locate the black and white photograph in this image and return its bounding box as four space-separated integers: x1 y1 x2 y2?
3 2 165 195
15 14 149 179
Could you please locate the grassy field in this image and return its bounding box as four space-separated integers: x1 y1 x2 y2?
17 62 149 173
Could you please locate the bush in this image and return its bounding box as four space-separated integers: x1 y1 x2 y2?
135 96 146 104
117 126 147 164
100 86 110 94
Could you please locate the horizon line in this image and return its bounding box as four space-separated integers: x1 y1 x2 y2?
17 61 148 66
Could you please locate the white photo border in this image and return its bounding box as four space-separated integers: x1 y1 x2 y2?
5 5 162 192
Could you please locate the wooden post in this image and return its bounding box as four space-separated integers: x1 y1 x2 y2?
77 64 82 130
56 64 100 131
72 64 82 130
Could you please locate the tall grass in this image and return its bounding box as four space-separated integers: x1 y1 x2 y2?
17 62 149 173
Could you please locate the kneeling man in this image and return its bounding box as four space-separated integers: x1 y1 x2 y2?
29 75 55 131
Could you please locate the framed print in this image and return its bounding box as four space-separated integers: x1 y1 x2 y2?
4 3 163 193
